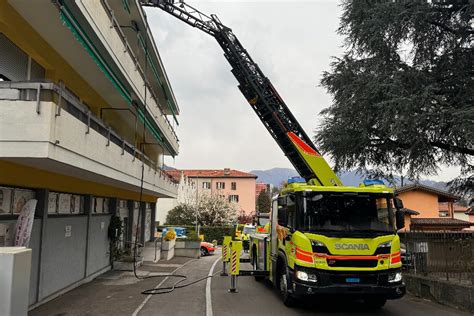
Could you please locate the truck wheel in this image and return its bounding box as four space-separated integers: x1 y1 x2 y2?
279 267 296 307
364 297 386 309
252 250 264 282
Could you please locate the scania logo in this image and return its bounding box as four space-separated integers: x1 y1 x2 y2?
334 243 369 250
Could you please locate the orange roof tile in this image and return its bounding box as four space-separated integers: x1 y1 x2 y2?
165 169 257 179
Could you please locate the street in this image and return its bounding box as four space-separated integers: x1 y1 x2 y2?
30 248 469 315
133 249 468 316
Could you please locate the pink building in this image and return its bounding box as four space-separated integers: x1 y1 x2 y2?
166 168 257 215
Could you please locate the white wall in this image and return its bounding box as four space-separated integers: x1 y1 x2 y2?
156 172 196 224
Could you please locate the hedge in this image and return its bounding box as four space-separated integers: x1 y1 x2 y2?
200 226 235 245
156 224 234 245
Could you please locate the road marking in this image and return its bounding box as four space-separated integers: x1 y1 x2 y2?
206 256 221 316
132 259 196 316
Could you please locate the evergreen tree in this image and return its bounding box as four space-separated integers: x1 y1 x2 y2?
256 190 271 213
317 0 473 195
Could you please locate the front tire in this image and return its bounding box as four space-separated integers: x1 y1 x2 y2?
200 247 208 257
279 266 296 307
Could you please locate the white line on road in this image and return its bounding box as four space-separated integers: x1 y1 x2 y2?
206 256 221 316
132 259 196 316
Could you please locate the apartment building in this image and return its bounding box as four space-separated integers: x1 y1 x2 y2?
166 168 258 216
155 170 196 225
0 0 179 308
395 184 471 231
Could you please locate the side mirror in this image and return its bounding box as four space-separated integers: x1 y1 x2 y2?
277 208 286 226
395 210 405 230
394 198 404 210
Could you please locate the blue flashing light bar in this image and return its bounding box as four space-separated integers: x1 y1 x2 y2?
363 179 385 186
288 177 306 184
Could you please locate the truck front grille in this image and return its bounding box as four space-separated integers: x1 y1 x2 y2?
327 259 378 268
329 274 378 285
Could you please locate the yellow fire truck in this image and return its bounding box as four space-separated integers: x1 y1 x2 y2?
144 0 406 308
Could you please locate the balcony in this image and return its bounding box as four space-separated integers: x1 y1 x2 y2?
7 0 179 156
0 81 178 199
70 0 180 145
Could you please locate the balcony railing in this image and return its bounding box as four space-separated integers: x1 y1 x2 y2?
0 80 178 188
95 0 179 138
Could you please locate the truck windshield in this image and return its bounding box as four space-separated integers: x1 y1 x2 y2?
300 193 394 234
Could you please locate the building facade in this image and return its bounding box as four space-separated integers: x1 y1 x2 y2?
395 184 471 231
0 0 178 308
166 169 258 216
155 171 196 225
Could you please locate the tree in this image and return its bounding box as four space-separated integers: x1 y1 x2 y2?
165 192 238 226
237 209 254 224
316 0 473 196
256 190 271 213
165 204 196 226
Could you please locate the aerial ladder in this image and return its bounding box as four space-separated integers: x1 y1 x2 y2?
141 0 342 187
143 0 407 307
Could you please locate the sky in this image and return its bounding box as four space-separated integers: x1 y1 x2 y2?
145 0 460 182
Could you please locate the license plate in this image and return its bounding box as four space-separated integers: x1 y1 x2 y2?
346 277 360 283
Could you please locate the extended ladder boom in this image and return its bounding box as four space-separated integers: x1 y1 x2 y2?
142 0 342 186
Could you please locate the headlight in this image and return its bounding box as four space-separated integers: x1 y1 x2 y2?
388 271 402 283
296 271 308 281
375 241 392 255
296 270 317 283
311 240 329 254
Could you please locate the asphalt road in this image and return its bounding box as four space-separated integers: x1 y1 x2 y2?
135 249 468 316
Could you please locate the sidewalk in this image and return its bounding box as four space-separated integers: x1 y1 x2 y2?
29 257 194 316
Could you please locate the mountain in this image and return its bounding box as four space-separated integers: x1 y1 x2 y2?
250 167 449 190
250 168 299 187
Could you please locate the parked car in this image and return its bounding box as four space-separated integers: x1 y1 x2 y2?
200 241 215 256
161 227 187 238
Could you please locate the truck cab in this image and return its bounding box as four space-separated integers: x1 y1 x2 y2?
251 178 406 308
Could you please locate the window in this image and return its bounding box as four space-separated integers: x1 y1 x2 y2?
229 195 239 203
439 211 449 217
202 182 211 189
216 182 225 190
231 182 237 190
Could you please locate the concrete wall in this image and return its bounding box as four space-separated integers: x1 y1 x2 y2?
404 274 473 313
0 100 177 199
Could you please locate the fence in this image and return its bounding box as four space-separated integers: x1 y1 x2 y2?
399 231 474 285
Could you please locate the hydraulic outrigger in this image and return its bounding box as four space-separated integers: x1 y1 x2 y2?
143 0 406 308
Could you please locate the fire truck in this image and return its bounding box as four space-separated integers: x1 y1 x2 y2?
143 0 406 308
